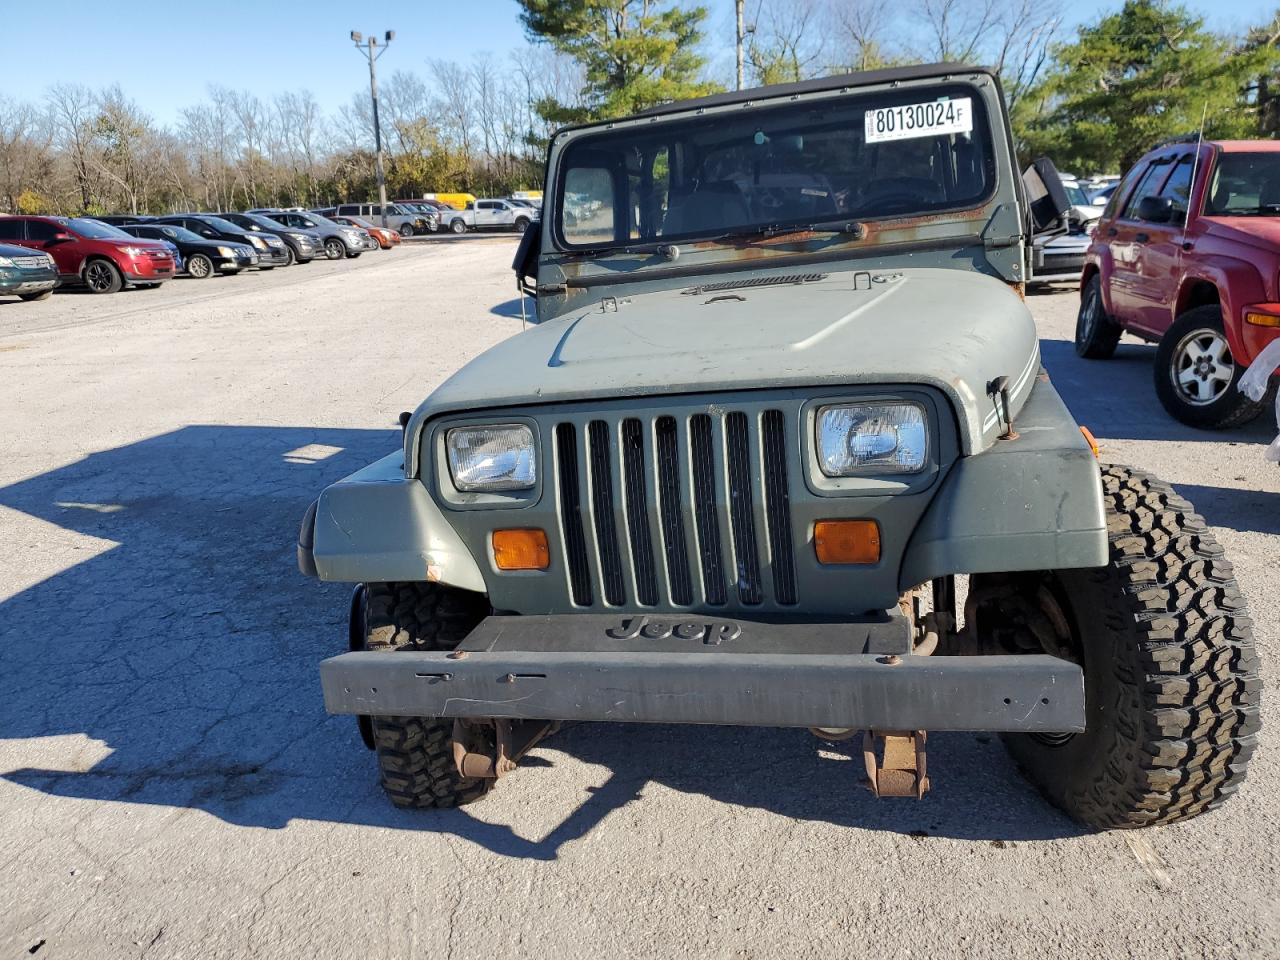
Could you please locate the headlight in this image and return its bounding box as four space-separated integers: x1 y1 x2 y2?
446 424 536 491
0 256 12 267
121 245 145 256
816 402 927 476
248 235 267 249
217 246 235 257
288 232 307 242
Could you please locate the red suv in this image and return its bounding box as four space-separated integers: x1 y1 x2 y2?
0 215 175 294
1079 139 1280 428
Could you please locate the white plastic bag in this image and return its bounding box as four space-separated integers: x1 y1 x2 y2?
1238 338 1280 462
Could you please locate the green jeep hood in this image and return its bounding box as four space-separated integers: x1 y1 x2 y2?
408 267 1038 464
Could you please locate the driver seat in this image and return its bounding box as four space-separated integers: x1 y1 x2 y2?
665 181 751 235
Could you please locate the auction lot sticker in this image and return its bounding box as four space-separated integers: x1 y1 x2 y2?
864 98 972 144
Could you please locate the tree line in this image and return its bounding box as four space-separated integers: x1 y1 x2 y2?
0 50 584 216
4 0 1280 217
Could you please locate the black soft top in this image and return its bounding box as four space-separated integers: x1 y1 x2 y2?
634 62 992 117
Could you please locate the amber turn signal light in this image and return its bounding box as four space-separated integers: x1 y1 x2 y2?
1245 311 1280 328
1079 425 1100 458
814 519 881 565
492 529 550 570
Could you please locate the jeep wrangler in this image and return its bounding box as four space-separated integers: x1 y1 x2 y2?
298 63 1260 828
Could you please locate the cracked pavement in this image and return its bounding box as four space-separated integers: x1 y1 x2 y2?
1 244 1276 959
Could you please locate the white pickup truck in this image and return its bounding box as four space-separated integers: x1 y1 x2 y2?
438 198 537 235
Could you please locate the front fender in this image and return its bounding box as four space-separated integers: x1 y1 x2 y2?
297 451 486 593
898 374 1107 588
1176 259 1266 364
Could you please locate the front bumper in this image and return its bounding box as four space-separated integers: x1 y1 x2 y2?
123 261 174 281
320 613 1086 732
218 253 255 271
0 271 58 294
292 239 322 261
255 246 290 267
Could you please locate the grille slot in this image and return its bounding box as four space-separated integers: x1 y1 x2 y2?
689 413 727 606
621 418 658 606
552 406 798 610
655 416 693 605
555 423 592 606
682 273 827 295
761 409 797 604
725 412 763 605
587 420 625 606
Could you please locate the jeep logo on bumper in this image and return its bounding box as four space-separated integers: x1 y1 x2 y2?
606 615 742 645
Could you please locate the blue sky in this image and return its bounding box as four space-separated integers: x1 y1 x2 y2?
3 0 1276 124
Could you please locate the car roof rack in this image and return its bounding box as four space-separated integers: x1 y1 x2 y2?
1153 133 1204 148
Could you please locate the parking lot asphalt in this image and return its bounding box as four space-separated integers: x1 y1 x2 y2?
1 245 1277 960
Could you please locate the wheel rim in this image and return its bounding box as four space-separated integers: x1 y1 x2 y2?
190 256 210 278
1077 287 1098 344
86 262 112 291
452 221 464 233
1170 327 1234 406
326 240 342 259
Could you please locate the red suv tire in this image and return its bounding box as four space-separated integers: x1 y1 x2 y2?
1152 306 1263 429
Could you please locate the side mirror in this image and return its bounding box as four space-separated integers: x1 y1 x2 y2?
1022 156 1072 232
1136 195 1174 224
51 231 74 243
512 221 540 292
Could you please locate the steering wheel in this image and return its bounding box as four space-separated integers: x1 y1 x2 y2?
853 190 932 216
756 187 788 212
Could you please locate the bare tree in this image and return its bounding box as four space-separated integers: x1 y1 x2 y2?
0 96 51 212
431 60 476 185
745 0 825 85
825 0 899 72
914 0 1061 106
46 83 99 210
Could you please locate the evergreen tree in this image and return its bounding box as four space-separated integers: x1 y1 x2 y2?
1016 0 1277 173
518 0 721 121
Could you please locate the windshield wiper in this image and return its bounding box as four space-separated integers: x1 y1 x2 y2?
555 218 866 260
711 219 867 242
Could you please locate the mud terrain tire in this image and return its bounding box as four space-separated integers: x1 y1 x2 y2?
363 581 494 808
1004 464 1261 829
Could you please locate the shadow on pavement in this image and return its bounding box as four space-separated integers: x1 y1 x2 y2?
490 296 538 321
1040 337 1277 445
1170 483 1280 536
0 424 1088 855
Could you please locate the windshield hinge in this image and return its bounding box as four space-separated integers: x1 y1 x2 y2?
981 203 1021 249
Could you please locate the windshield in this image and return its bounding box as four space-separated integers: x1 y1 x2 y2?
1204 153 1280 216
556 85 993 249
303 212 339 228
1064 183 1091 206
195 215 244 234
238 213 279 229
157 225 203 243
67 218 131 239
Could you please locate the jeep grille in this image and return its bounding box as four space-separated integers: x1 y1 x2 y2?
553 408 798 609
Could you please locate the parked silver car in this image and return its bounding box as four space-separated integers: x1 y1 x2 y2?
334 203 430 238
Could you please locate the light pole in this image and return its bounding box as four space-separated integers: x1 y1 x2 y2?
350 29 394 228
735 0 744 91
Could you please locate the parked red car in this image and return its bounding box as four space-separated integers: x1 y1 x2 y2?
0 215 175 294
1079 139 1280 428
